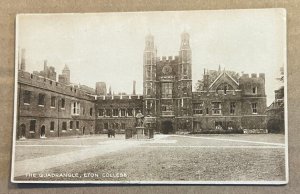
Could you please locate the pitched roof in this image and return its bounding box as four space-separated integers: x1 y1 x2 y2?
208 71 239 90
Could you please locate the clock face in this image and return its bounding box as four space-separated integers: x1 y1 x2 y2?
162 65 172 75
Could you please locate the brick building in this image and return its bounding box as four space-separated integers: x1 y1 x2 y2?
16 32 268 139
16 63 96 139
141 32 267 134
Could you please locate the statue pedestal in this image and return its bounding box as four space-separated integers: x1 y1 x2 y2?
135 127 146 139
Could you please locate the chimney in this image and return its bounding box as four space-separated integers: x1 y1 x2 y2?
133 80 136 95
20 48 26 71
108 86 112 95
44 60 48 71
203 70 209 91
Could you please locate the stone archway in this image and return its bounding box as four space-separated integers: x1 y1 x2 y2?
161 120 173 134
40 125 46 138
18 124 26 139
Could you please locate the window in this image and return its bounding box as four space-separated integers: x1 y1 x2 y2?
115 123 119 130
182 87 187 94
162 105 172 111
183 65 188 75
50 96 56 107
162 83 173 98
71 102 80 115
252 87 257 94
76 121 79 129
98 109 104 117
38 93 45 106
121 123 126 129
212 102 222 115
121 109 126 117
50 121 55 131
104 123 108 129
145 52 152 65
252 103 257 114
23 90 31 104
113 109 119 117
193 102 203 115
70 121 73 130
106 109 111 117
146 66 151 78
146 83 152 95
61 98 65 109
29 120 36 132
90 108 93 116
62 122 67 131
127 109 133 117
230 102 236 115
224 85 228 94
206 108 209 115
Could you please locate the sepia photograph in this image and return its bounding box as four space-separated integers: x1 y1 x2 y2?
11 9 287 184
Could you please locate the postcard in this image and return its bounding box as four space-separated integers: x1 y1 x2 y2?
11 9 288 184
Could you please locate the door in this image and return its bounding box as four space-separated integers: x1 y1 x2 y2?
18 124 26 139
40 125 46 138
161 120 173 134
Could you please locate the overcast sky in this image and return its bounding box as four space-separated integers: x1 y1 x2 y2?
17 9 286 105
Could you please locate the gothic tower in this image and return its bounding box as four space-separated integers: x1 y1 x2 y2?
143 34 157 116
177 32 193 129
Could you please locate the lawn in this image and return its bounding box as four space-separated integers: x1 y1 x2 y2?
14 134 286 182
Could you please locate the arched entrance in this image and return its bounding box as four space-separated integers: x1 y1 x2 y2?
40 125 46 138
18 124 26 139
161 121 173 134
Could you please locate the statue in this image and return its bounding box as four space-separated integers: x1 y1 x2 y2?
136 110 144 127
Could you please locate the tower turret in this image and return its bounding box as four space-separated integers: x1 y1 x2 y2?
62 64 70 84
178 31 193 117
179 31 192 79
143 33 157 116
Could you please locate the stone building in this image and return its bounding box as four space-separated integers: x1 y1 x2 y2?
94 93 143 134
141 32 267 134
16 32 268 139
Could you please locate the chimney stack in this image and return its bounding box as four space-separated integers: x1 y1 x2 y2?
133 80 136 95
44 60 48 71
20 48 26 71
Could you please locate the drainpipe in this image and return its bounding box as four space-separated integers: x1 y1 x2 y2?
57 98 60 137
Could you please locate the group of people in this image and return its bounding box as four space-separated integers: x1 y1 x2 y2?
107 129 115 138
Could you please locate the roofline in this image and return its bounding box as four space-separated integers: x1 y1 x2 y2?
208 71 239 90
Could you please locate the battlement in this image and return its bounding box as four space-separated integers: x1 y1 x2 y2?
96 94 143 101
18 70 95 101
240 73 265 80
156 55 179 63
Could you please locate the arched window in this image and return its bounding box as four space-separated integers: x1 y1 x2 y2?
216 83 234 94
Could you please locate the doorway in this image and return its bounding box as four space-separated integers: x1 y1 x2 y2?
161 120 173 134
18 124 26 139
40 125 46 138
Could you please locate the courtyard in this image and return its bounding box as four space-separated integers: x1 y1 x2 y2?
12 133 286 183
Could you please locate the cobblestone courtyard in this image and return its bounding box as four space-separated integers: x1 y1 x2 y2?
12 134 286 183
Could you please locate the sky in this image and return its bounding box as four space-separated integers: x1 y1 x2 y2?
17 9 286 106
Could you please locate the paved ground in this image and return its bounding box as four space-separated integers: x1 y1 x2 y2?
12 134 286 183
